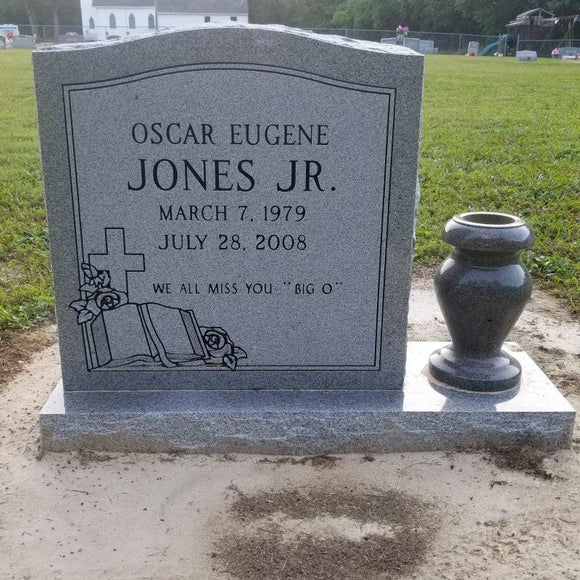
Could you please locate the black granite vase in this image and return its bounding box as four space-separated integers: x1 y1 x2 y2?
429 212 534 392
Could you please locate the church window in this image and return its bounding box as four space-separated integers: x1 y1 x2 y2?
129 14 136 29
89 17 95 30
148 14 155 29
205 16 211 22
231 16 237 21
109 13 116 29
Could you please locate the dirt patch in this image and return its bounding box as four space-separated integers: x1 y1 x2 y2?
554 372 580 397
0 324 56 389
159 451 186 462
76 449 115 465
485 447 554 480
213 487 437 580
0 272 577 579
257 455 341 468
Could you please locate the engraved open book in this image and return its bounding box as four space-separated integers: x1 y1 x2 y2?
71 260 247 372
89 302 211 369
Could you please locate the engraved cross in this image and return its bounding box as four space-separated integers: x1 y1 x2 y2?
88 228 145 295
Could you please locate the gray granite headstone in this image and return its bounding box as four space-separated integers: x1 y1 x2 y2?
34 25 423 392
517 50 538 61
12 35 34 49
35 26 575 454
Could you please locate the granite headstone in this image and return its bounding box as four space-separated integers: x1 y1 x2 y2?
467 41 479 56
34 25 423 392
517 50 538 61
12 35 34 49
35 25 574 453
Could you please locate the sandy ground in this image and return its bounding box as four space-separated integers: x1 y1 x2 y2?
0 276 578 579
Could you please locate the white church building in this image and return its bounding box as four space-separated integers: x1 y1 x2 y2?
80 0 249 41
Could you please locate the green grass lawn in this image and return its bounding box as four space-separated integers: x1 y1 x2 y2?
0 51 578 329
419 56 579 310
0 50 52 329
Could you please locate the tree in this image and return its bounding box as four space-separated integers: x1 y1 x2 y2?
0 0 30 25
290 0 344 28
23 0 40 36
332 0 477 33
546 0 580 15
249 0 294 24
453 0 538 34
43 0 72 36
332 0 375 29
251 0 579 35
249 0 342 28
0 0 80 36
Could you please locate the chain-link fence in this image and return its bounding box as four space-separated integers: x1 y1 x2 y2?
6 24 580 57
312 28 501 55
514 38 580 57
311 28 580 57
8 24 146 44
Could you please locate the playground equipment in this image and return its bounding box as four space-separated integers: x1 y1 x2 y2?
481 34 513 56
481 8 579 57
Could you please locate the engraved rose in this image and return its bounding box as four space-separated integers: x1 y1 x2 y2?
200 326 247 370
69 262 127 324
201 327 233 357
91 288 128 312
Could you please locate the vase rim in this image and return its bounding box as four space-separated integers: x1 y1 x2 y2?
453 212 525 229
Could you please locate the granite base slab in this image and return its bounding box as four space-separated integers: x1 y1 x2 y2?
40 342 575 453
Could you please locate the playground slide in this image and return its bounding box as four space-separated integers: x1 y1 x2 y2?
480 41 498 56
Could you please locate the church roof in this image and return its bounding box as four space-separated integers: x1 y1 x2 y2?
157 0 248 13
92 0 248 12
92 0 155 7
92 0 155 6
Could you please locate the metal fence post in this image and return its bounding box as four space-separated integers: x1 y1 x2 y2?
458 34 462 54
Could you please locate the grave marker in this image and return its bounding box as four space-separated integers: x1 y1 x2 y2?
35 26 574 453
34 25 422 390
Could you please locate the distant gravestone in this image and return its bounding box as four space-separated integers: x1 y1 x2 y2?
418 40 435 54
517 50 538 61
381 37 434 55
467 41 479 56
12 35 33 49
34 26 574 453
560 47 580 60
402 37 420 52
58 34 86 44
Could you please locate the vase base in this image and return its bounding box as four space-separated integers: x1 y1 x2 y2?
429 345 521 393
